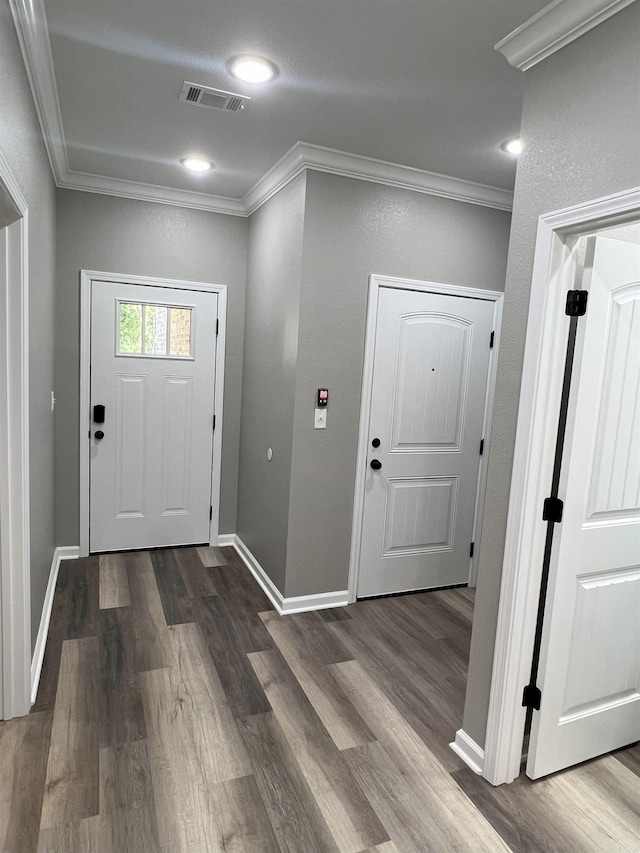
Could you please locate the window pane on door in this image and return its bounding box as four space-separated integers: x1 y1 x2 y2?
117 301 193 359
169 308 192 357
118 303 142 354
144 304 168 355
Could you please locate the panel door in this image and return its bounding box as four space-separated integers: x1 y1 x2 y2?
357 286 494 597
527 236 640 778
89 281 217 552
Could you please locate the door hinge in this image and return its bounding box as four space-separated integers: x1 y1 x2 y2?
522 683 541 710
213 414 216 431
565 289 588 317
209 506 213 520
542 496 564 523
489 331 495 349
469 542 475 558
216 318 219 335
479 438 484 456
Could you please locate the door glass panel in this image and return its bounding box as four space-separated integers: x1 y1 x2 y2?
117 301 193 358
169 308 192 357
118 303 143 354
144 304 169 355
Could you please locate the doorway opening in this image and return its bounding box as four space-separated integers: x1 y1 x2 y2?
485 187 640 785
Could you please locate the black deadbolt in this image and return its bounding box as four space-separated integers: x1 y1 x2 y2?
371 438 381 448
94 430 105 440
370 458 382 470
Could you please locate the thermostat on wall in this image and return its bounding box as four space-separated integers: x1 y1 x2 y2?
317 388 328 408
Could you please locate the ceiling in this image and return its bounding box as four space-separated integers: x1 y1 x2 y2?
39 0 550 209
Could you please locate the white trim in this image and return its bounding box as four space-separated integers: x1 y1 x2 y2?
243 143 513 214
233 535 285 610
233 536 349 615
209 287 226 548
348 274 503 603
484 186 640 786
217 533 236 547
59 170 246 217
30 546 79 705
0 152 31 720
62 144 513 215
470 294 503 587
450 729 485 775
495 0 636 71
8 0 68 184
8 0 513 216
79 270 227 557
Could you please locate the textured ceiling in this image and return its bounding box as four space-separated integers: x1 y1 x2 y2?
43 0 550 200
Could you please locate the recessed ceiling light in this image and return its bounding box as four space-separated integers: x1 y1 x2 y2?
180 157 214 172
501 137 524 156
229 55 278 84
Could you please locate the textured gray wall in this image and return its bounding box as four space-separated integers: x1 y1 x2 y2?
237 175 307 594
1 1 58 650
285 171 511 597
463 2 640 748
54 189 248 543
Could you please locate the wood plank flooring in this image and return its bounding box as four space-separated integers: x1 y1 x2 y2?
1 546 639 853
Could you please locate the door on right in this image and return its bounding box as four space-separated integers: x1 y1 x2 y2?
527 232 640 779
357 284 495 598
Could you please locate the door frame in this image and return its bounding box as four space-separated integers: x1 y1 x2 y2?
347 274 504 604
483 185 640 787
79 270 227 557
0 151 31 719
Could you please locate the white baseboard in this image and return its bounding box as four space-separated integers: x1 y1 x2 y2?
31 546 80 704
450 728 485 775
217 533 236 547
232 535 349 615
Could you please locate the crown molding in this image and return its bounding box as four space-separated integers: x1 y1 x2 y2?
59 170 246 216
9 0 68 182
10 0 513 215
495 0 636 71
244 142 513 214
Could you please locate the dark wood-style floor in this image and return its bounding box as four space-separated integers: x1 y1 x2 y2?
1 546 638 852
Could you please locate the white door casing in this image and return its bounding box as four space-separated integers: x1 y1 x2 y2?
81 273 227 555
526 235 640 778
0 152 31 720
350 276 502 600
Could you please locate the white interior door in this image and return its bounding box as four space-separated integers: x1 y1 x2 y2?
90 281 217 552
527 235 640 778
357 286 494 597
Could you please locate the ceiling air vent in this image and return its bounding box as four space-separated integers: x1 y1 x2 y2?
179 82 250 112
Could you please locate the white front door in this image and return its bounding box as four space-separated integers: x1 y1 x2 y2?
357 286 495 597
89 280 218 552
527 235 640 779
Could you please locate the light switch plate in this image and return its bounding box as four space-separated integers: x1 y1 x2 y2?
314 408 327 429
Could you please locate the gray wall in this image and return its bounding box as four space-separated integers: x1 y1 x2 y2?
1 1 58 650
237 174 307 594
463 2 640 748
54 189 248 543
285 171 511 596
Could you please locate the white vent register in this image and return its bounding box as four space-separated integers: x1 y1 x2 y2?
179 81 250 112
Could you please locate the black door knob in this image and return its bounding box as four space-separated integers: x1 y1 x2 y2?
371 438 381 448
94 430 105 440
370 458 382 470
